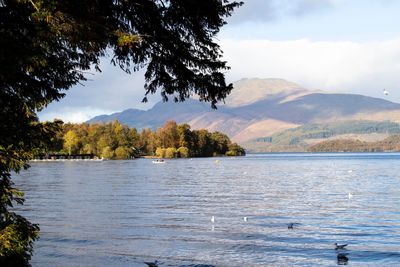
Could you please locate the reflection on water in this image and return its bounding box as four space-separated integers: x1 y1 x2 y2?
337 252 349 265
13 153 400 266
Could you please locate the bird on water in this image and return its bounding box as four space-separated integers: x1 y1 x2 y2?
144 260 159 267
334 243 348 249
288 223 294 229
211 216 215 223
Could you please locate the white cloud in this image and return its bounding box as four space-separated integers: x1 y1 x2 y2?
221 38 400 100
52 63 152 110
39 107 116 123
40 37 400 123
38 60 160 122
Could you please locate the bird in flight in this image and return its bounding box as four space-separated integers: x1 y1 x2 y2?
383 89 389 95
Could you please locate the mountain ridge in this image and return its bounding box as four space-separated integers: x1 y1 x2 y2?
88 78 400 146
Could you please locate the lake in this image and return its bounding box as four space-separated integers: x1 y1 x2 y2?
13 153 400 266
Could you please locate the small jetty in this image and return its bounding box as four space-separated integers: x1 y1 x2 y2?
31 153 105 162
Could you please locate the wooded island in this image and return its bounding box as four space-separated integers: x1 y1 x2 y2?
47 120 245 159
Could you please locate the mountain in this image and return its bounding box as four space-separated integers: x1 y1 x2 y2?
88 78 400 149
223 78 314 107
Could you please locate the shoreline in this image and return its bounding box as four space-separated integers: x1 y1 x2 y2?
30 158 107 162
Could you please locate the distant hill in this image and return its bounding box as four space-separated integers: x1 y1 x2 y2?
308 135 400 152
244 120 400 152
88 78 400 150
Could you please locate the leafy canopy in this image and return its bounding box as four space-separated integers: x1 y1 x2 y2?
1 0 243 109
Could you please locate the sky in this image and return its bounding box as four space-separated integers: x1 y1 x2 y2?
40 0 400 122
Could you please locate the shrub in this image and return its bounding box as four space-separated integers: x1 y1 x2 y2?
155 147 166 158
101 146 114 159
165 147 177 158
114 146 132 159
177 147 189 158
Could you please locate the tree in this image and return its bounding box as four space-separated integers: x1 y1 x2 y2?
138 128 158 155
165 147 176 158
177 147 189 158
157 121 179 148
63 130 79 155
195 129 214 157
0 0 242 263
128 128 139 148
96 135 113 153
1 0 242 109
114 146 132 159
155 147 166 158
226 142 246 156
177 124 192 148
101 146 114 159
211 131 230 155
82 143 95 155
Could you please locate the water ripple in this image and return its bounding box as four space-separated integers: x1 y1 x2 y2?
12 153 400 266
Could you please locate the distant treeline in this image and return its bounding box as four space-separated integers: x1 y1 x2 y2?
49 120 245 159
255 120 400 146
308 135 400 152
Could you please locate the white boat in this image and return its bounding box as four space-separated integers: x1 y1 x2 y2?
152 159 165 164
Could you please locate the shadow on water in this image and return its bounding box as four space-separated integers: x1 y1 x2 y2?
336 252 349 265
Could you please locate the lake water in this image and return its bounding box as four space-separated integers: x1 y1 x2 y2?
13 153 400 266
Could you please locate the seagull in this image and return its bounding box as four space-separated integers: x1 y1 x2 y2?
383 88 389 95
348 192 353 199
211 216 215 223
334 243 348 249
144 260 159 267
347 169 353 173
243 216 248 222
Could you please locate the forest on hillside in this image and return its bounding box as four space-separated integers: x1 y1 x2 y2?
308 135 400 152
255 120 400 145
245 120 400 152
47 120 245 159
